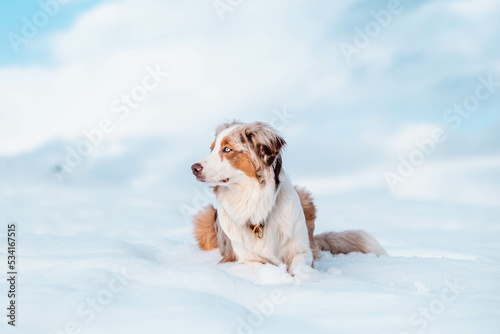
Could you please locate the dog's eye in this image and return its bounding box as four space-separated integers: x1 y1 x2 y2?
223 147 232 153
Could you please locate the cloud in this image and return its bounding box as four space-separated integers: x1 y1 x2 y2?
393 154 500 207
0 0 499 214
1 0 340 154
297 153 500 208
294 119 500 208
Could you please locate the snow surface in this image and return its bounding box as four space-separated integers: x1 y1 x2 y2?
1 146 500 334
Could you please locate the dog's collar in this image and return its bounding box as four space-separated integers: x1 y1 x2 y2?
249 222 265 239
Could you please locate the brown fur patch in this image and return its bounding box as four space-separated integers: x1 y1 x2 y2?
231 153 258 180
243 123 286 167
192 204 237 262
210 140 215 151
295 186 320 260
219 137 233 159
220 136 258 180
239 123 286 187
193 205 218 250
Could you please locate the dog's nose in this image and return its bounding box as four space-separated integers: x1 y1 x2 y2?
191 163 203 175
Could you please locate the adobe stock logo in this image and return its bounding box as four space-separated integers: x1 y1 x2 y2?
225 289 285 334
384 74 499 191
7 0 73 53
339 0 407 63
400 279 461 334
59 65 169 177
212 0 244 21
56 271 129 334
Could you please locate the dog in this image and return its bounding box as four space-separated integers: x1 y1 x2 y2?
191 121 386 278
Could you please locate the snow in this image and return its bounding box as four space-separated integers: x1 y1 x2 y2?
1 150 499 334
1 0 499 332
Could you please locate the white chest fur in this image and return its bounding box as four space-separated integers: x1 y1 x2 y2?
216 174 312 267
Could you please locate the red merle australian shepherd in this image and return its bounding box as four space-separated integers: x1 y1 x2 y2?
191 121 386 280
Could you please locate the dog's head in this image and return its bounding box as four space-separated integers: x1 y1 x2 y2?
191 121 286 187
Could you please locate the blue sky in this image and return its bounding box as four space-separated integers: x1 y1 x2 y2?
0 0 104 65
0 0 499 207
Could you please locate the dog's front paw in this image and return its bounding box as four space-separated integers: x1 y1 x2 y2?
291 263 320 283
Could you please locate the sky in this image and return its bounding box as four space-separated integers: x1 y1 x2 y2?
0 0 104 64
0 0 499 208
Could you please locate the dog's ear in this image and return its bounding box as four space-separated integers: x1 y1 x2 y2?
245 124 286 167
256 135 286 167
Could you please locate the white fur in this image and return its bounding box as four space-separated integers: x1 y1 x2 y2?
198 126 313 276
199 126 244 186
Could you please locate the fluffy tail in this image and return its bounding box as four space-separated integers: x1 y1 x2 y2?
314 230 387 256
193 201 387 257
193 205 218 251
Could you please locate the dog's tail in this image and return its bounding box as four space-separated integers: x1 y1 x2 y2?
314 230 387 256
193 205 218 251
193 203 388 257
